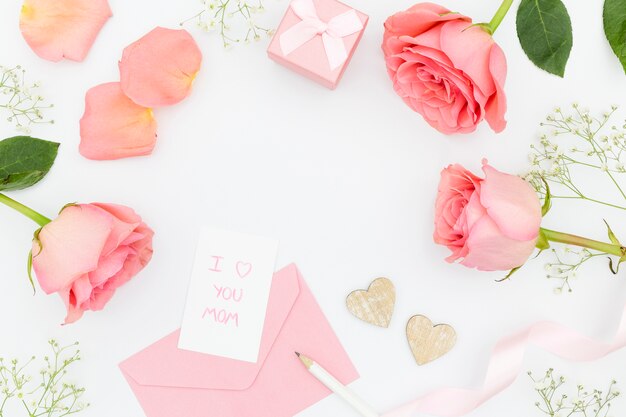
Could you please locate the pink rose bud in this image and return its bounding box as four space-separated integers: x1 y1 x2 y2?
434 161 542 271
382 3 507 134
31 203 154 324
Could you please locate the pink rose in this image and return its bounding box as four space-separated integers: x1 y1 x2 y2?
434 161 541 271
382 3 507 134
32 203 154 323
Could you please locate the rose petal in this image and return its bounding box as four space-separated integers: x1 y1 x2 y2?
434 164 481 245
91 203 141 256
32 205 113 294
104 237 153 290
92 203 142 224
120 232 145 246
484 43 508 133
461 186 486 233
19 0 112 62
383 3 469 52
480 162 542 241
89 288 116 311
71 274 93 307
97 204 154 290
119 27 202 107
439 21 496 99
461 215 537 271
89 246 132 287
79 82 158 160
59 288 85 324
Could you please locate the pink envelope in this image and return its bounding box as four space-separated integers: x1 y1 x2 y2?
119 264 359 417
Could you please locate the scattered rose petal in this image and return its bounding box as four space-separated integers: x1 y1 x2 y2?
19 0 112 62
79 82 158 160
119 27 202 107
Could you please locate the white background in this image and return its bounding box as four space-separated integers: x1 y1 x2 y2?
1 0 626 416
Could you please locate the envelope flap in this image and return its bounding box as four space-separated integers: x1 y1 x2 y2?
119 264 301 390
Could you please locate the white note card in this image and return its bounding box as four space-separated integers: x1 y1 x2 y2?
178 228 279 362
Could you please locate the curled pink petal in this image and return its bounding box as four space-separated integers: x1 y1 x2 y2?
461 215 538 271
79 82 158 160
484 44 508 133
119 27 202 107
19 0 112 62
480 162 542 241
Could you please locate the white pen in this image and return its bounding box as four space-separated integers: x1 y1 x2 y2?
295 352 379 417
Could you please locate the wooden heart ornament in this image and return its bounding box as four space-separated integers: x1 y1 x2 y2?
346 277 395 328
406 315 456 365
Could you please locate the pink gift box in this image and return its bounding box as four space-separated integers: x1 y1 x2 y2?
267 0 368 89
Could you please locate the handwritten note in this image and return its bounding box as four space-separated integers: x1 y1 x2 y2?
178 228 279 362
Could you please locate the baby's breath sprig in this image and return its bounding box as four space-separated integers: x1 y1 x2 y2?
525 104 626 210
524 105 626 291
543 247 603 293
0 340 89 417
528 369 619 417
181 0 275 48
0 65 54 133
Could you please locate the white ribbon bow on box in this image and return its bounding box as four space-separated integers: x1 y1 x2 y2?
279 0 364 71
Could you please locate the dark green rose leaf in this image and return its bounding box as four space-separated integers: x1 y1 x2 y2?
0 136 59 191
516 0 573 77
603 0 626 73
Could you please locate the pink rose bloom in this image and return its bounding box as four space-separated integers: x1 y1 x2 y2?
32 203 154 323
382 3 507 134
434 161 541 271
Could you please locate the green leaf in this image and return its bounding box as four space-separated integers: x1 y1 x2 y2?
27 250 36 295
463 22 494 35
536 229 551 250
497 266 521 282
516 0 573 77
58 202 78 214
604 219 621 246
0 136 59 192
541 178 552 217
603 0 626 73
608 256 621 274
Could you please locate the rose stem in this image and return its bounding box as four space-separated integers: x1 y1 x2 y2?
540 227 625 257
0 193 51 227
489 0 514 34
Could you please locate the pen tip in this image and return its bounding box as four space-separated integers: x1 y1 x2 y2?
295 351 300 357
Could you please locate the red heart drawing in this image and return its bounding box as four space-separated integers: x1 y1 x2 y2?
236 261 252 278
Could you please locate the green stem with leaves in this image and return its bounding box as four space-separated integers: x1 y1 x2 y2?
0 193 50 227
541 227 625 257
489 0 514 33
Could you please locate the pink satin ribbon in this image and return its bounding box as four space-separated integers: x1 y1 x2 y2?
279 0 363 71
383 303 626 417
